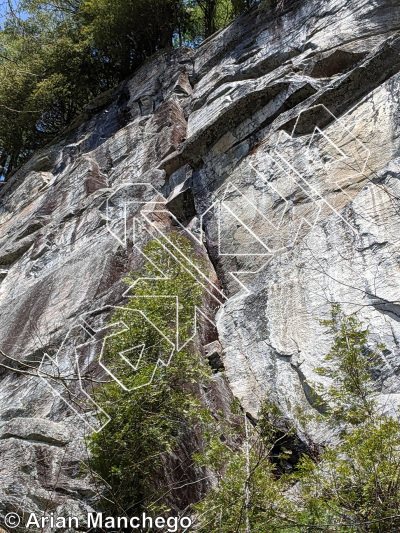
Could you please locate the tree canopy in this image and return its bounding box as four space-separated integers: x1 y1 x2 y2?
0 0 256 178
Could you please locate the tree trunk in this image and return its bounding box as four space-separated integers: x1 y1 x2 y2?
205 0 217 38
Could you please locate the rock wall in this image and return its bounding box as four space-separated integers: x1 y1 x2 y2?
1 0 400 522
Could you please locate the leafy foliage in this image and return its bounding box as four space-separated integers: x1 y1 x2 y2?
297 416 400 532
84 243 400 530
0 0 255 176
0 1 107 174
295 308 400 531
80 0 183 79
194 306 400 532
315 304 382 425
194 399 297 531
85 233 213 514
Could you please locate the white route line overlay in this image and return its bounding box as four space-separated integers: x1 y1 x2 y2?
34 104 372 429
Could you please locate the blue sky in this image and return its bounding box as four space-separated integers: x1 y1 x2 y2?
0 1 28 28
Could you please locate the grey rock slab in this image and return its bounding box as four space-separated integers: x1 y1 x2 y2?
1 0 400 519
0 417 70 446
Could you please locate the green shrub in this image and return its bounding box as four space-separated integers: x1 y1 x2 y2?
193 399 296 532
0 0 252 175
85 233 213 514
194 306 400 532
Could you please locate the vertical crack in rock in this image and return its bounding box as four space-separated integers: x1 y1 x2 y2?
2 0 400 520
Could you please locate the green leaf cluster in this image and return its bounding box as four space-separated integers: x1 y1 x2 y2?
0 0 109 174
0 0 254 175
194 305 400 532
84 247 400 531
193 400 295 532
315 304 381 425
85 233 214 515
297 415 400 532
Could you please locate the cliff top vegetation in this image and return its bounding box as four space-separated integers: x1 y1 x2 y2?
0 0 257 179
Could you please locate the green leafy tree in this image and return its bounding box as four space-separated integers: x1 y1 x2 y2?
86 233 214 515
315 304 383 425
194 399 298 531
194 306 400 532
185 0 250 40
0 1 104 175
295 307 400 531
297 416 400 532
0 0 252 174
80 0 184 80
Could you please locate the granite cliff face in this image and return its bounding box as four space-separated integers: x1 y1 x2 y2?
1 0 400 523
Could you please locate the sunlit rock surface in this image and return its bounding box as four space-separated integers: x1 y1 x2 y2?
1 0 400 521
